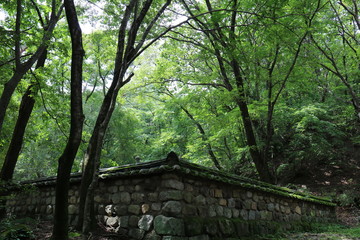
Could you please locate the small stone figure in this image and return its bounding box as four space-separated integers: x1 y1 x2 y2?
104 205 120 233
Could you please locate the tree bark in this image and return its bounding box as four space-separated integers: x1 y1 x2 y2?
231 59 274 183
0 50 47 181
52 0 84 238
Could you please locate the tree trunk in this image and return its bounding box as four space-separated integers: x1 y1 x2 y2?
77 0 172 235
52 0 84 238
0 50 47 181
231 59 274 183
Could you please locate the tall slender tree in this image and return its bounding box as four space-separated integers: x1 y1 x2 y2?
51 0 84 238
77 0 172 235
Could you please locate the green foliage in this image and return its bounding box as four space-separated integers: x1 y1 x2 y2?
0 217 36 240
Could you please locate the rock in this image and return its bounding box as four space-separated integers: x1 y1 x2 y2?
218 219 234 236
163 179 185 190
234 221 250 236
295 206 302 215
142 204 150 214
138 215 154 231
144 230 161 240
204 219 218 236
154 215 185 236
115 205 127 215
163 201 182 215
117 192 130 204
249 210 256 220
224 208 232 218
132 192 145 203
128 205 141 215
111 193 121 204
129 215 140 227
267 203 275 211
151 203 161 211
159 190 183 201
128 228 145 240
194 195 206 205
183 204 197 216
119 216 129 228
68 205 77 215
185 217 203 236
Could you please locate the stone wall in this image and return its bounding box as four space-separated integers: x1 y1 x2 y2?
6 154 336 239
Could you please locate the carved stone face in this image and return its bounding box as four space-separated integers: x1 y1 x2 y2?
105 204 113 216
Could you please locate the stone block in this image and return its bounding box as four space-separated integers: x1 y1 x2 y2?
68 204 77 215
163 179 185 190
249 210 256 220
148 192 158 202
120 192 131 204
258 202 266 210
183 204 197 216
219 199 227 206
163 201 182 215
295 206 302 215
224 208 232 218
234 221 250 236
138 215 154 231
132 192 145 203
159 190 183 201
214 189 223 198
246 191 252 198
154 215 185 236
218 219 234 236
184 217 203 236
128 228 145 240
204 219 218 236
228 198 236 208
108 186 118 193
208 205 216 217
267 203 275 211
94 195 103 203
197 206 209 217
144 230 161 240
232 208 240 218
233 190 241 198
183 192 193 203
194 195 206 205
142 204 150 214
111 193 121 204
128 205 141 215
115 205 127 215
119 216 129 228
129 215 140 227
215 205 223 216
151 203 161 211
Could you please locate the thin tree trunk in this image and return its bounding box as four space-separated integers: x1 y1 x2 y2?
0 50 47 181
231 59 274 183
77 0 171 235
52 0 84 238
180 106 222 170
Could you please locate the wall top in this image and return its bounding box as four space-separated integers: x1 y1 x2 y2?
19 152 336 207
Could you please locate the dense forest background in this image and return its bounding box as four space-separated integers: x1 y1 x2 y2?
0 0 359 238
